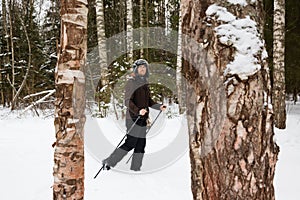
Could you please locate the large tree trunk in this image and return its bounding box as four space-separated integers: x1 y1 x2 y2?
181 0 279 199
273 0 286 129
53 0 88 199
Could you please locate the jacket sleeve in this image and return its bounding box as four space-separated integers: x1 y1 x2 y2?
125 79 140 115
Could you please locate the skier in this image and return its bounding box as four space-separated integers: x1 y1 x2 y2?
102 59 166 171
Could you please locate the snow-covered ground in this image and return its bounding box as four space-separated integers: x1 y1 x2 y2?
0 102 299 199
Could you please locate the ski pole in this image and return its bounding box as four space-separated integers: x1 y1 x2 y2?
125 110 163 164
94 165 104 179
94 115 141 179
115 115 141 149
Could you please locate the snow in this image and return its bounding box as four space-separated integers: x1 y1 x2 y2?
206 5 266 80
206 5 236 22
274 102 300 200
0 102 300 199
227 0 248 6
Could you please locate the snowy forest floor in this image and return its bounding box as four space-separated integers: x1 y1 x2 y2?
0 102 299 200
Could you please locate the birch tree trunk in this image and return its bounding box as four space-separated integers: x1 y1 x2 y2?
140 0 144 57
95 0 110 117
181 0 279 199
95 0 108 89
126 0 133 62
176 5 184 114
164 0 170 35
273 0 286 129
53 0 88 199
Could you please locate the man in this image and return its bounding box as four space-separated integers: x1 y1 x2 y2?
103 59 166 171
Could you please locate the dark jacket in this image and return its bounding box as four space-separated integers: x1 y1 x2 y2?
125 75 161 120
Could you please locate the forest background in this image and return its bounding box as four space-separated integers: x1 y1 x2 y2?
0 0 299 112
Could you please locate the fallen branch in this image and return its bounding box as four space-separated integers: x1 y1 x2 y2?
22 89 55 114
23 89 56 100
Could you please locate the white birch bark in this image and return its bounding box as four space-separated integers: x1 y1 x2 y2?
176 5 184 114
140 0 144 57
95 0 108 89
273 0 286 129
53 0 88 199
164 0 170 35
127 0 134 62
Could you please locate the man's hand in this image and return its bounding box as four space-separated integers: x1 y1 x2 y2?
139 109 148 116
160 105 167 111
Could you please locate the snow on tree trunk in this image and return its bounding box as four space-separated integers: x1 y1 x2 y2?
53 0 88 199
273 0 286 129
127 0 133 62
181 0 279 199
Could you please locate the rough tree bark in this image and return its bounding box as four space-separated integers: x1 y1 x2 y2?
181 0 279 199
53 0 88 199
273 0 286 129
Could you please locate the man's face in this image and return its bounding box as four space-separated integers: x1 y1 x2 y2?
137 65 147 76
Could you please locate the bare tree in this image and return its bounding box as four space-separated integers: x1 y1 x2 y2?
53 0 88 199
273 0 286 129
181 0 279 199
11 17 31 110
